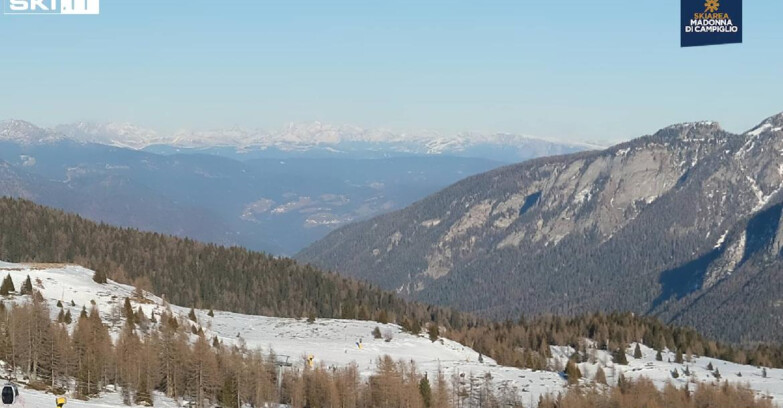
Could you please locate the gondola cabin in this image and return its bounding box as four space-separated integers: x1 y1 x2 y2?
1 383 18 405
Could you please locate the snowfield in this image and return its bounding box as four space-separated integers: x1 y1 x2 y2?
0 261 781 407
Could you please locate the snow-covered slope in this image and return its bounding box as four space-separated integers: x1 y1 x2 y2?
0 261 781 407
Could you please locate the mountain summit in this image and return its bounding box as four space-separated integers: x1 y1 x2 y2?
298 112 783 343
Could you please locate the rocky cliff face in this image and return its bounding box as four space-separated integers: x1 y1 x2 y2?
298 113 783 343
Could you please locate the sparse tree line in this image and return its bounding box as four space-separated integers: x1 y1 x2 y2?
538 376 774 408
0 291 775 408
447 312 783 371
0 289 773 408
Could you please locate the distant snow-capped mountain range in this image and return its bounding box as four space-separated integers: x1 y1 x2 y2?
0 119 601 160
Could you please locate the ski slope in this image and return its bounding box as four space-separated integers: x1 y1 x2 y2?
0 261 781 407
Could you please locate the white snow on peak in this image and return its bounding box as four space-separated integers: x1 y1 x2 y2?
8 120 602 154
745 113 783 137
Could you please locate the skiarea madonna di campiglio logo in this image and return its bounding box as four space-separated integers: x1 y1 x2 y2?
681 0 742 47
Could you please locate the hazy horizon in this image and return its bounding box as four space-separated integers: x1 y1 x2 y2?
1 0 781 142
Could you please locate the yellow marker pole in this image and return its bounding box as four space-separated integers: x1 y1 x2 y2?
56 397 67 407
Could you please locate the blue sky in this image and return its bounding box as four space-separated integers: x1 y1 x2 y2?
0 0 781 142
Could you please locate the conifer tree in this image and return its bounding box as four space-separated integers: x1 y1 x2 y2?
419 375 432 408
93 269 107 284
124 298 135 326
0 274 14 295
594 366 607 385
20 275 33 295
372 326 383 339
656 349 663 361
428 324 439 342
136 306 148 328
565 359 582 384
188 308 197 322
565 359 581 384
613 347 628 365
634 343 642 359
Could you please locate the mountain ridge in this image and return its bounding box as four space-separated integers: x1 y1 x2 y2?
0 119 598 162
297 112 783 343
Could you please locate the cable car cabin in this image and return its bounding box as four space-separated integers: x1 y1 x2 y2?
1 383 18 405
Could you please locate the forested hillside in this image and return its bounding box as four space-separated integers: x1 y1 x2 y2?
0 197 460 327
3 197 783 373
299 113 783 343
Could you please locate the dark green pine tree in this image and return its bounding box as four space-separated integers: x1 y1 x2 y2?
675 349 684 364
19 275 33 295
92 268 107 284
427 324 439 341
633 343 643 359
219 376 238 408
0 275 14 296
372 326 383 339
613 347 628 365
123 298 135 325
419 375 432 408
64 309 73 324
656 349 663 361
